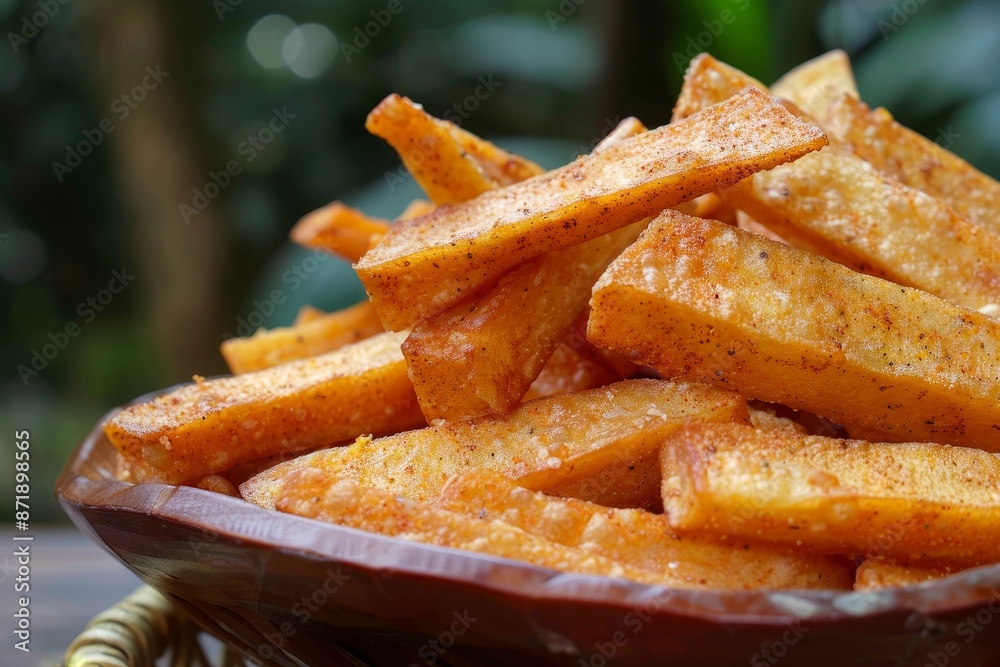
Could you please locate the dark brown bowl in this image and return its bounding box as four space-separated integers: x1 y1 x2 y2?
58 393 1000 667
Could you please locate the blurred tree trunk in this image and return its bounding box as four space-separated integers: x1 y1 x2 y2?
81 0 230 381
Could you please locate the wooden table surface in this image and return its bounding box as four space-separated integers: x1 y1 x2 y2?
1 526 146 667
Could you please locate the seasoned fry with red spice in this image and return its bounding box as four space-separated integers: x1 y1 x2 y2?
106 331 422 485
220 301 384 374
240 379 750 510
290 201 391 263
820 94 1000 236
588 212 1000 449
438 471 851 590
358 88 828 330
278 469 675 587
661 423 1000 566
854 559 962 590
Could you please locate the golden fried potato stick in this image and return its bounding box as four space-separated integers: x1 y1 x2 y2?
747 405 808 435
291 197 433 264
404 222 648 420
661 423 1000 566
587 212 1000 449
403 118 649 420
220 301 385 374
734 210 790 246
396 198 436 220
192 474 237 497
726 149 1000 312
399 118 639 419
105 331 423 485
358 87 828 330
675 192 736 225
674 54 1000 312
277 469 677 587
770 49 860 119
593 115 647 149
672 54 769 122
293 304 326 325
366 94 498 205
520 341 620 403
438 471 851 590
820 94 1000 237
444 122 544 186
854 559 961 590
240 379 750 510
290 201 392 264
567 309 638 378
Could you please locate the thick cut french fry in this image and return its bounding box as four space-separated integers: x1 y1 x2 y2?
403 118 647 421
240 379 750 510
672 55 852 260
293 304 326 325
747 405 808 434
404 219 649 420
587 212 1000 449
820 95 1000 236
520 341 620 403
397 198 436 220
192 474 238 497
854 558 961 590
770 49 859 119
568 309 639 378
105 331 423 484
278 469 678 587
672 54 768 123
675 192 736 225
438 471 851 590
660 423 1000 565
724 148 1000 312
735 210 790 246
220 301 385 374
290 201 391 264
444 122 544 186
366 94 496 205
357 87 828 330
674 54 1000 311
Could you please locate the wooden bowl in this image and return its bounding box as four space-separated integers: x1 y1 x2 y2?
57 392 1000 667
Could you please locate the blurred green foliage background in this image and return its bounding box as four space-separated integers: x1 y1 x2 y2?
0 0 998 522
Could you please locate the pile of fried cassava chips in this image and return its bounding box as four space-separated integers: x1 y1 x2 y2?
105 52 1000 592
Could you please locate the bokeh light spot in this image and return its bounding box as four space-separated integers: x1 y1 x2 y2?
246 14 296 70
283 23 338 79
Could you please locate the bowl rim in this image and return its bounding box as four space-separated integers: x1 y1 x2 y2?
57 387 1000 628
